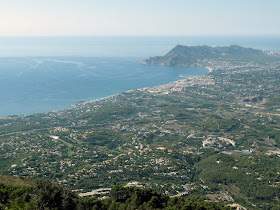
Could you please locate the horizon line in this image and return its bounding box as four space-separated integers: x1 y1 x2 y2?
0 34 280 38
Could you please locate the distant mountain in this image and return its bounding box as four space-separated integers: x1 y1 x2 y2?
142 45 265 66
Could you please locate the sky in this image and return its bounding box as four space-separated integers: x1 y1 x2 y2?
0 0 279 36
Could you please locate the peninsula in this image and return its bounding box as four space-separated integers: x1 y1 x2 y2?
142 45 274 68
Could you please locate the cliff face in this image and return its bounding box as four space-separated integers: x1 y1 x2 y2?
142 45 264 66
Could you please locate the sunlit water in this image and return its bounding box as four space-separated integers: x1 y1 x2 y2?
0 57 207 116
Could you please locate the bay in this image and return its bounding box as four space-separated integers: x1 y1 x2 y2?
0 57 207 116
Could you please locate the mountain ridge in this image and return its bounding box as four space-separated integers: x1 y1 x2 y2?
142 45 265 66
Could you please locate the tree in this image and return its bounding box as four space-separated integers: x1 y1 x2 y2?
34 179 77 210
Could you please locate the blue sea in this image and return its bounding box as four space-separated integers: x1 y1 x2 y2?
0 36 279 116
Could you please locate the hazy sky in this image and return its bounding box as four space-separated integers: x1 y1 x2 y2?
0 0 279 36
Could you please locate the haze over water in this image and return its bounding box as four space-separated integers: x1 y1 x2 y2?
0 36 279 57
0 36 279 117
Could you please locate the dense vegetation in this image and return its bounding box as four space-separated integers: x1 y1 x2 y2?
142 45 270 66
0 178 231 210
196 154 280 208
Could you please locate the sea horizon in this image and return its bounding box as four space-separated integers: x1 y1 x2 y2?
0 35 279 58
0 35 279 117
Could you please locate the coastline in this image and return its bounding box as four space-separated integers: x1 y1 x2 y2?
1 73 209 119
0 65 210 118
74 69 213 109
205 66 213 73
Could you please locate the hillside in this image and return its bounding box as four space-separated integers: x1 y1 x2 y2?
0 176 231 210
142 45 268 66
0 46 280 209
0 175 34 187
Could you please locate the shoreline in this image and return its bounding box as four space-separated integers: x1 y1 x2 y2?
205 66 213 73
0 66 210 119
73 68 213 109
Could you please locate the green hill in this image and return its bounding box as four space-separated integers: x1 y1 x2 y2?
0 176 231 210
0 175 34 187
142 45 266 66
